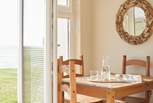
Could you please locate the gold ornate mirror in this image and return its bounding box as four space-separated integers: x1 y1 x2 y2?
116 0 153 45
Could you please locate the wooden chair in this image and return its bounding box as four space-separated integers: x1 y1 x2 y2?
121 55 152 103
58 55 104 103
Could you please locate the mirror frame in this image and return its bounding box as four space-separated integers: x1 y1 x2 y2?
116 0 153 45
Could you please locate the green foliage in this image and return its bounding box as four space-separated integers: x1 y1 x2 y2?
0 69 17 103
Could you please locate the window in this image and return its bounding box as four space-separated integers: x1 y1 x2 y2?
0 0 19 102
0 0 53 103
23 0 47 103
57 0 69 7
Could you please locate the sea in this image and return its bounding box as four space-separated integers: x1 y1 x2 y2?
0 46 18 68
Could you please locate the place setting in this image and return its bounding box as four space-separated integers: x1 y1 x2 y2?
88 57 143 84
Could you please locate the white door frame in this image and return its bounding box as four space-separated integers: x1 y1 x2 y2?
18 0 23 102
44 0 55 103
52 0 58 103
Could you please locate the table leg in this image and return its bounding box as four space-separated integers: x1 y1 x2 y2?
106 90 115 103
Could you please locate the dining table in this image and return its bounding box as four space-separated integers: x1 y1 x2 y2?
63 75 153 103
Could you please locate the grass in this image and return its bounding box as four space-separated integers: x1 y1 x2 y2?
0 68 17 103
0 48 44 103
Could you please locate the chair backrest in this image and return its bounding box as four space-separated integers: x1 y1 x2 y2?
122 55 151 76
122 55 152 103
58 55 84 103
59 55 84 78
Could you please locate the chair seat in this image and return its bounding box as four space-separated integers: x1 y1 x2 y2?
64 91 104 103
64 91 126 103
63 83 104 103
124 96 145 103
102 100 125 103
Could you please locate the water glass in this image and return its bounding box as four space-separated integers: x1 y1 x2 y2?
89 70 99 80
102 65 111 81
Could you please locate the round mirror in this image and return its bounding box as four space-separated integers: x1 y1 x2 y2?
123 7 146 36
116 0 153 45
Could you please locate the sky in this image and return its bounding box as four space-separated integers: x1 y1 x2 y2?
0 0 19 47
0 0 45 47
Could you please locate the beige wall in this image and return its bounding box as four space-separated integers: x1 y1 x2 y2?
92 0 153 73
80 0 153 101
80 0 93 74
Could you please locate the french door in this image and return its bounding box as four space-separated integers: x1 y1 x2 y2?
0 0 54 103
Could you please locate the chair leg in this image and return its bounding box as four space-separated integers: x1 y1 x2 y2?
145 91 151 103
62 91 64 103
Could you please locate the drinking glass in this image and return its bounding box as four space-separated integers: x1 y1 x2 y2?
102 65 111 81
101 56 111 81
89 70 99 80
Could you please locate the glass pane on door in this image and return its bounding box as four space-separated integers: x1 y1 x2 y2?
24 0 46 103
0 0 19 103
57 18 70 60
